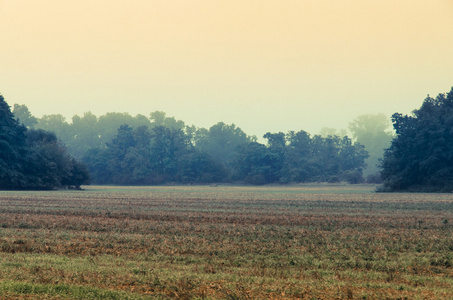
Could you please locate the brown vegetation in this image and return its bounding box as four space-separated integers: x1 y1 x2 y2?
0 185 452 299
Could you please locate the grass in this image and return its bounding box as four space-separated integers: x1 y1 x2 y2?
0 184 452 299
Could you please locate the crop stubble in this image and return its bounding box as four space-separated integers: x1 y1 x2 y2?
0 185 452 299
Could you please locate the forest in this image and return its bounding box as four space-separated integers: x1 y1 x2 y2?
9 98 392 187
5 87 453 191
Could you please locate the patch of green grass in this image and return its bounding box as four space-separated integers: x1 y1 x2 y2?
0 280 150 299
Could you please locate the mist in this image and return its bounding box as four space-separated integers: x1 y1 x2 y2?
1 0 452 139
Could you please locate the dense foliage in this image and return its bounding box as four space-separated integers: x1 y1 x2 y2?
1 95 90 190
12 100 370 185
83 124 368 185
83 125 227 184
233 132 368 184
380 87 453 192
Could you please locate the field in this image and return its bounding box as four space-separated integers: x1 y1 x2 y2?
0 185 452 299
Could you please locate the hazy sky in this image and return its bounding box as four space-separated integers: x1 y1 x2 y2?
1 0 453 137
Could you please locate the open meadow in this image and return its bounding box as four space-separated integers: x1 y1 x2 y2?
0 185 452 299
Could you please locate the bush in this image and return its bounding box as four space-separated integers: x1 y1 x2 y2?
366 172 382 184
341 170 364 184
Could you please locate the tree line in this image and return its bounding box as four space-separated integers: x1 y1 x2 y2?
82 124 369 185
11 101 381 186
8 87 453 191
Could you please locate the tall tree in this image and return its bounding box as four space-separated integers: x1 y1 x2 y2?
194 122 255 168
69 112 101 158
149 126 188 179
36 114 72 148
2 95 89 189
178 152 227 183
149 111 185 130
263 132 286 182
97 112 151 147
232 142 272 185
24 130 71 189
0 95 28 188
349 113 393 179
380 87 453 192
281 130 313 182
12 104 38 128
319 127 347 138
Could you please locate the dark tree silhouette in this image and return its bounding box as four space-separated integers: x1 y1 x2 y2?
0 94 90 190
380 87 453 192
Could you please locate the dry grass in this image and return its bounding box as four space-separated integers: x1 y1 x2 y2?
0 184 452 299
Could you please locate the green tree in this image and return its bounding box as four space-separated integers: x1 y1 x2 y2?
83 125 203 185
284 133 367 183
13 104 38 128
150 111 185 130
281 130 313 182
194 122 255 169
338 136 368 183
25 129 90 189
263 132 286 182
24 130 71 189
97 112 151 147
83 125 145 184
380 87 453 192
36 114 73 150
319 127 347 138
1 94 89 190
107 124 138 183
349 113 393 179
69 112 100 158
61 158 91 189
309 135 341 181
178 152 227 183
82 148 115 184
149 126 189 180
232 142 271 185
0 95 28 188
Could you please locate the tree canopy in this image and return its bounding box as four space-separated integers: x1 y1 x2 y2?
12 104 38 128
10 100 371 186
349 113 393 181
1 94 90 190
13 86 453 190
83 125 226 185
83 124 368 185
380 87 453 192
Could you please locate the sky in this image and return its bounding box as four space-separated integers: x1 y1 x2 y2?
1 0 453 138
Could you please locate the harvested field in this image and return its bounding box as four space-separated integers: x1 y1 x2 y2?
0 185 452 299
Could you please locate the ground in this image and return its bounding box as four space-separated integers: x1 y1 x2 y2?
0 184 452 299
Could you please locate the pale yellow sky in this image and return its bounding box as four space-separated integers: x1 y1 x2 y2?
1 0 453 137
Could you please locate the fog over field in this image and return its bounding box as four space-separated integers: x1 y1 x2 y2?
2 3 453 297
1 0 453 137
